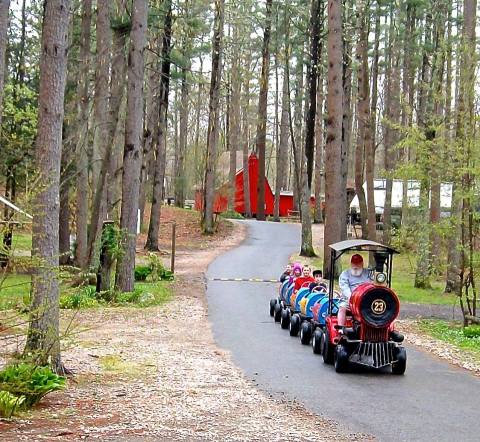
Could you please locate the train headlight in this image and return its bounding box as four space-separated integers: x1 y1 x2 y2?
375 272 387 284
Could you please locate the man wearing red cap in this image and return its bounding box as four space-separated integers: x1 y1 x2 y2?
338 254 372 328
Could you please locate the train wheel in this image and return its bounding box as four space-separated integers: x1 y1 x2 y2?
269 298 277 317
334 344 349 373
392 347 407 375
289 314 300 336
280 308 291 329
312 329 323 354
300 322 312 345
273 303 282 322
322 329 334 364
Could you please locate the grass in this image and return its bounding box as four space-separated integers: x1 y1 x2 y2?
0 274 31 310
0 273 173 311
417 319 480 360
11 232 32 252
290 250 456 306
99 354 144 377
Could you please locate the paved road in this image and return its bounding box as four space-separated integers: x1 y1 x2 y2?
206 220 480 441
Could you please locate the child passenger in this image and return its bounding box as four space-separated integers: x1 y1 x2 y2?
279 263 292 283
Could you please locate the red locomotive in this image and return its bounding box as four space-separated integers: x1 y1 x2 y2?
320 240 406 374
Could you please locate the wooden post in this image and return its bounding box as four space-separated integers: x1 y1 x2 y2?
171 222 176 273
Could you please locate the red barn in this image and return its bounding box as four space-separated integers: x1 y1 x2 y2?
195 153 275 216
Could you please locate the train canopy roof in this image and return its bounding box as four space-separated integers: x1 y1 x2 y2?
328 239 398 254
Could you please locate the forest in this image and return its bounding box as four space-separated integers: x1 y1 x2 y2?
0 0 479 383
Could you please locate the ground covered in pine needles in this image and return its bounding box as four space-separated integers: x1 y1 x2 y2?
0 216 368 441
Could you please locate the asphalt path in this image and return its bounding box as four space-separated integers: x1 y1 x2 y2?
206 220 480 441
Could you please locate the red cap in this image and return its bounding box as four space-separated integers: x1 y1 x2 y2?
351 254 364 265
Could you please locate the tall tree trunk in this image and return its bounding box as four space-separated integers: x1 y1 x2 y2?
229 20 241 213
91 1 112 195
292 57 304 211
24 0 70 372
274 48 290 221
300 0 322 257
202 0 224 233
146 0 172 250
87 23 127 268
355 0 375 241
139 43 160 227
74 0 92 269
414 9 434 289
114 0 148 292
401 3 416 226
0 0 10 129
255 0 273 221
370 0 381 174
323 0 344 278
383 2 400 245
175 65 189 209
242 52 251 218
314 64 324 224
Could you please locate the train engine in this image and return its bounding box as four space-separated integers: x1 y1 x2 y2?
322 240 406 374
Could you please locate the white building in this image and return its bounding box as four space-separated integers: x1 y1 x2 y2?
350 179 453 214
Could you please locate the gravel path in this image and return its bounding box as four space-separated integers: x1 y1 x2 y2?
0 222 367 441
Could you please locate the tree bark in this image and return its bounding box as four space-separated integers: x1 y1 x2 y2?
202 0 224 233
355 0 375 241
24 0 70 372
323 0 344 278
383 3 400 245
114 0 148 292
300 0 322 257
229 21 241 213
255 0 273 221
314 65 324 224
274 46 290 221
91 0 112 194
74 0 92 269
0 0 10 129
242 52 251 218
87 22 127 268
139 43 160 227
145 0 172 250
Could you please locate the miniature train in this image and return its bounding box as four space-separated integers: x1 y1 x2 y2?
269 240 407 374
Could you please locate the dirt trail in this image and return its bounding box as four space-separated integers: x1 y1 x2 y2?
1 220 368 441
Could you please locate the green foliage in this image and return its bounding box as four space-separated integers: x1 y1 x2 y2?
0 364 65 408
0 390 25 418
464 325 480 339
418 320 480 359
147 253 174 282
59 286 101 309
134 265 153 282
116 288 143 304
221 210 244 220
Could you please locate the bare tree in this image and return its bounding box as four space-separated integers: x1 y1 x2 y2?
202 0 225 234
115 0 148 292
24 0 70 372
323 0 344 277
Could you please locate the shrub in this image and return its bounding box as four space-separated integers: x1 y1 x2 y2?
0 390 25 418
117 288 143 304
60 286 100 309
0 364 65 408
463 325 480 339
134 265 152 281
221 210 244 220
147 253 174 281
